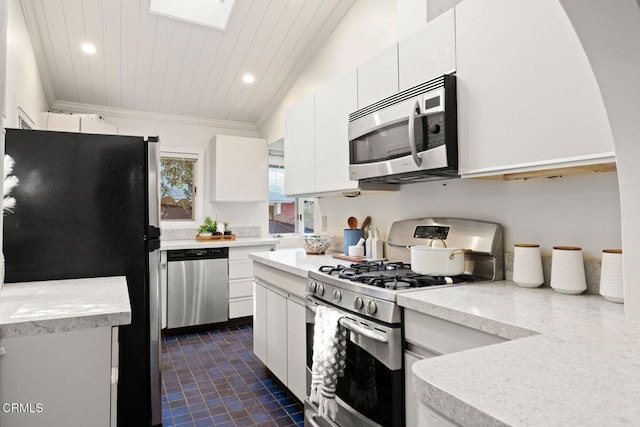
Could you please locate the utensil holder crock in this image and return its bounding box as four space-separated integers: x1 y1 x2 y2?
550 246 586 295
512 244 544 288
600 249 624 303
343 229 364 256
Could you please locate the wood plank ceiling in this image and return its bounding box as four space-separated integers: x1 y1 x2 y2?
20 0 356 125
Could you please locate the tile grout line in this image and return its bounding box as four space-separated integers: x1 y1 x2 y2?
161 325 304 427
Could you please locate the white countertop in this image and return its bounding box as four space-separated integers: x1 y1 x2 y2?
161 237 277 250
0 276 132 338
249 248 353 278
398 281 640 426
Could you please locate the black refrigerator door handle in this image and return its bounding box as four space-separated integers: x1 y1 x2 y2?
147 239 161 252
147 226 161 240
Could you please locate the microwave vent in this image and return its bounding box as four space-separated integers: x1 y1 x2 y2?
349 75 446 122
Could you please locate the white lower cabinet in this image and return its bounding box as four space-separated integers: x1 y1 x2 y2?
403 309 507 426
253 262 307 402
266 287 289 384
0 326 118 427
253 281 268 364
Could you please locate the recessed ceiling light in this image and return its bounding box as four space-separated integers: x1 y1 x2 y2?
242 73 255 84
81 43 96 55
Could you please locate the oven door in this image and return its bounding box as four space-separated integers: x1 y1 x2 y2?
348 89 450 182
305 296 404 427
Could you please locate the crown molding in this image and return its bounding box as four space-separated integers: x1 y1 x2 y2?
51 101 259 132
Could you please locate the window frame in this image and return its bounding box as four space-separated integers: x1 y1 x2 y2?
159 146 204 228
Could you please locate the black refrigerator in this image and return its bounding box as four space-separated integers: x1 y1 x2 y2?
3 128 162 427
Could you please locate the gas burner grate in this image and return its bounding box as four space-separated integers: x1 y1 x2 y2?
317 263 477 289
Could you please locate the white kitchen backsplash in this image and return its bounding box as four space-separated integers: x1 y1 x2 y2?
161 226 262 240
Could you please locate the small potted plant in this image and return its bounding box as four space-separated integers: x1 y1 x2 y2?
198 216 217 237
223 221 232 236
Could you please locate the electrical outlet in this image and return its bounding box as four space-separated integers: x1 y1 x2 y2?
322 216 327 232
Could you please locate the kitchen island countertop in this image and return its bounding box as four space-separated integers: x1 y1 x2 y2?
398 281 640 426
0 276 131 338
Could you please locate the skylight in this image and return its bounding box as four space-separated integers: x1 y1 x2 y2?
149 0 236 31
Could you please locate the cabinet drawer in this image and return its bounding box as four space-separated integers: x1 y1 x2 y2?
230 297 253 319
229 245 274 261
229 259 253 280
404 309 506 355
229 278 253 298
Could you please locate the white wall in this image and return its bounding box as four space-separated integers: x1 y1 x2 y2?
317 172 621 260
103 114 269 234
4 0 48 128
258 0 397 144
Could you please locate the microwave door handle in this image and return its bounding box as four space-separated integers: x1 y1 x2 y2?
408 99 422 167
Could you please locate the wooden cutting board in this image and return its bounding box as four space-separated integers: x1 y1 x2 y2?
332 254 386 263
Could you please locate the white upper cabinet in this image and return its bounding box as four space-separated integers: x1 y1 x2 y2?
41 112 81 132
40 112 119 135
210 135 268 202
314 69 359 194
456 0 615 178
357 44 399 108
284 94 315 196
80 116 118 134
398 8 456 91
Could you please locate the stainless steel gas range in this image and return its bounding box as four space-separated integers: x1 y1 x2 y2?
304 218 504 427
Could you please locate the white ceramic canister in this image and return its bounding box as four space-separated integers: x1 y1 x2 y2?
512 243 544 288
550 246 586 295
600 249 624 303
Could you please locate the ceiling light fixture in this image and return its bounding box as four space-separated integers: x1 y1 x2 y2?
149 0 236 31
242 73 255 84
81 43 96 55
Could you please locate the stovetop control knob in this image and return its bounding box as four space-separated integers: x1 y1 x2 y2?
333 289 342 302
308 281 317 293
366 300 377 315
353 297 364 310
316 283 325 296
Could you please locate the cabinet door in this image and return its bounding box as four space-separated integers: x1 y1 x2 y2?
0 327 112 427
404 351 421 427
266 287 288 385
210 135 268 201
284 94 315 196
314 70 359 194
286 296 306 402
253 281 267 364
357 44 399 108
398 8 455 91
44 112 81 132
456 0 614 177
80 117 118 134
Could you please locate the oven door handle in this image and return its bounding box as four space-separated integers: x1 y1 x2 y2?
306 409 339 427
408 99 423 167
307 304 389 343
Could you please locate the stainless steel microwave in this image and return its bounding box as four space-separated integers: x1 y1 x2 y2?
348 74 458 184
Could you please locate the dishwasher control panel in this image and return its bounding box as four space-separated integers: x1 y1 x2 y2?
167 247 229 261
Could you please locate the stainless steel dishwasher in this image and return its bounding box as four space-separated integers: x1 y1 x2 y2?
166 247 229 329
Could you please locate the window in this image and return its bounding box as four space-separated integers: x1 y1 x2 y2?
268 148 314 234
160 155 197 221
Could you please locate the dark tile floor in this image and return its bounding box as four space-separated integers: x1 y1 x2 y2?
161 324 304 427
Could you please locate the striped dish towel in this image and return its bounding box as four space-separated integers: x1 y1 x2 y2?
309 306 348 420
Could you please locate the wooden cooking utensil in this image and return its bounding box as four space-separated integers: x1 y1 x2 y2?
347 216 358 229
360 216 371 230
